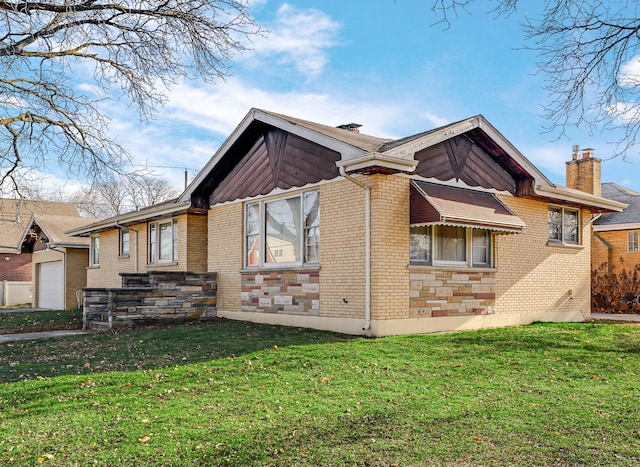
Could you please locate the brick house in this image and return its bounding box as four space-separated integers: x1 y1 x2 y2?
69 109 625 336
592 186 640 274
0 199 91 308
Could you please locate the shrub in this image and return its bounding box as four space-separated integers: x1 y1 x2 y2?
592 260 640 312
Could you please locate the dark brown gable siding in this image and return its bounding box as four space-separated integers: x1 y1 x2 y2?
209 126 341 205
414 135 517 194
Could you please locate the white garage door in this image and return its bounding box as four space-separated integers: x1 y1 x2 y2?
39 262 64 310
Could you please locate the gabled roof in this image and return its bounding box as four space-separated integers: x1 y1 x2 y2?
0 198 82 253
27 215 93 248
593 182 640 230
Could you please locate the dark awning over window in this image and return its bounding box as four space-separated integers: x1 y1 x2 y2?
410 180 526 233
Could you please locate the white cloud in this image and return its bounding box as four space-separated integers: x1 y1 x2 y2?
419 111 449 128
241 3 342 78
620 56 640 87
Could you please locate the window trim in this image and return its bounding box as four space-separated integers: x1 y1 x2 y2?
410 224 494 268
148 218 178 264
89 235 100 267
244 190 320 269
629 231 639 253
547 205 580 245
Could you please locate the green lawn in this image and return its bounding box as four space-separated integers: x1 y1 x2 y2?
0 309 82 334
1 319 639 466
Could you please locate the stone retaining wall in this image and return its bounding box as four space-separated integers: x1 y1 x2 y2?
83 271 217 330
409 268 496 317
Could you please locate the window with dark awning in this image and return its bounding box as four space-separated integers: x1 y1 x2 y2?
410 180 526 233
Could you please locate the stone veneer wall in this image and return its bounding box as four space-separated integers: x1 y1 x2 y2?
409 268 496 317
83 271 217 330
241 269 320 315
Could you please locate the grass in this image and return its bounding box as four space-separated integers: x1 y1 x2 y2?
1 318 640 466
0 309 82 334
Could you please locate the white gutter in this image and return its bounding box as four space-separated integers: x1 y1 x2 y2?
534 185 627 212
338 166 371 331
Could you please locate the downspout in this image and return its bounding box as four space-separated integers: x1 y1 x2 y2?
115 223 139 273
338 166 371 331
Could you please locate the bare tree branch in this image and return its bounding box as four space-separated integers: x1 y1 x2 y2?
0 0 262 194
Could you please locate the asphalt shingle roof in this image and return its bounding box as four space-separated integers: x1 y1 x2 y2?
595 183 640 226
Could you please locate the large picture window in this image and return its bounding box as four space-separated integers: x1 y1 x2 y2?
410 225 493 267
245 190 319 268
548 206 579 245
149 219 178 264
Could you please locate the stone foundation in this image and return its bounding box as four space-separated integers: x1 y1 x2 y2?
83 271 217 331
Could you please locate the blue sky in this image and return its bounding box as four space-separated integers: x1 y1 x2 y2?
92 0 640 193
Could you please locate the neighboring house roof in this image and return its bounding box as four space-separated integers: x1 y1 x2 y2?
593 182 640 231
26 215 93 248
0 198 82 253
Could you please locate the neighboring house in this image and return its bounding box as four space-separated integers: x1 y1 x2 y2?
591 182 640 273
68 109 625 336
21 214 94 310
0 198 87 307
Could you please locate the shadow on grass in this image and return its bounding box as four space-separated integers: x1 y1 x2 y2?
0 318 357 383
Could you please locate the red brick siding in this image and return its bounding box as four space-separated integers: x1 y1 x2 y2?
0 253 32 281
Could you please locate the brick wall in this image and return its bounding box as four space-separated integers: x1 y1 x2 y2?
208 202 243 312
495 195 591 317
0 253 32 281
66 248 88 309
318 180 367 319
86 214 207 288
370 174 410 320
592 229 640 272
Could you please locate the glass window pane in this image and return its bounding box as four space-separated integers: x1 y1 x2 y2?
435 225 466 262
304 191 320 263
548 207 562 241
159 221 173 261
149 224 156 263
564 209 578 243
246 204 260 266
410 225 431 262
629 232 639 252
472 230 490 265
121 230 129 256
92 237 100 265
172 219 178 262
265 197 301 263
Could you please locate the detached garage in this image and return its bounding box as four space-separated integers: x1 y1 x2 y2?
22 214 92 310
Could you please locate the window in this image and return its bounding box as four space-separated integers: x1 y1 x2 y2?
629 231 639 253
119 229 130 256
90 235 100 266
548 206 579 245
410 225 492 267
149 219 178 263
245 190 319 268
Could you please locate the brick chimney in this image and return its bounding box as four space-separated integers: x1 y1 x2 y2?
566 145 601 196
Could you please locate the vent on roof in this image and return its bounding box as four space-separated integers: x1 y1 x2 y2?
336 123 362 133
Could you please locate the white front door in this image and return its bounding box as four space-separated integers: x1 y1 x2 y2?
39 261 64 309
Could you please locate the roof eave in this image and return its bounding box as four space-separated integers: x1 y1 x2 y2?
593 222 640 232
535 185 628 212
66 201 192 237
